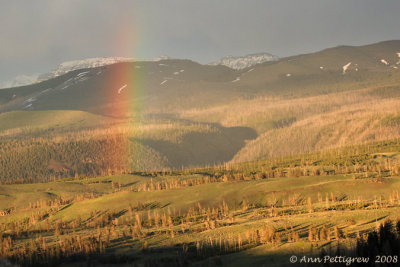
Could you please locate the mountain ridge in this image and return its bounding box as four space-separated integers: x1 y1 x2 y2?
0 52 280 89
1 40 400 116
209 52 279 69
0 56 171 90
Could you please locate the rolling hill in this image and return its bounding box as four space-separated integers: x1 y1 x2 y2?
1 40 400 115
0 139 400 266
0 40 400 181
1 40 400 267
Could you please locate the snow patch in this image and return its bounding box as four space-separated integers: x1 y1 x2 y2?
286 73 291 77
342 62 352 74
77 71 89 77
320 66 324 70
381 59 389 65
78 77 89 82
210 53 279 70
117 84 127 94
173 72 180 75
153 55 170 61
160 80 168 85
24 98 35 103
180 70 184 73
24 103 32 109
37 57 137 82
393 66 398 69
247 68 255 73
232 77 241 83
159 63 167 66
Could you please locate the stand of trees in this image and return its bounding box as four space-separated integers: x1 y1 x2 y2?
0 135 129 184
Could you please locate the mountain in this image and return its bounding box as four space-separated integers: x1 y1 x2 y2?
0 40 399 175
209 52 279 69
2 41 399 116
36 57 136 81
0 59 238 115
0 56 172 90
36 56 171 82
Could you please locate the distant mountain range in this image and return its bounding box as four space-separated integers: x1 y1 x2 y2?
1 40 400 113
1 40 400 115
0 53 279 89
37 57 136 81
0 56 170 89
209 53 279 69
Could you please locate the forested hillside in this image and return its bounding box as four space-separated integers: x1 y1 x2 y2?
0 41 400 183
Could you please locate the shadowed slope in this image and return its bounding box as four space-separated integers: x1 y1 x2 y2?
137 125 257 168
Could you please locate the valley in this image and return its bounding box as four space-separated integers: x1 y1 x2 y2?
1 40 400 266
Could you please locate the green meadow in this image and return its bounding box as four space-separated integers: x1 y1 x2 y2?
0 139 399 266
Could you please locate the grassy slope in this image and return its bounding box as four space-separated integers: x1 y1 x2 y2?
1 174 400 266
0 110 114 133
1 140 400 266
3 175 395 222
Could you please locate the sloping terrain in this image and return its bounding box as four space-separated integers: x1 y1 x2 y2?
0 41 400 179
0 60 240 116
0 139 399 266
1 40 400 266
1 41 400 116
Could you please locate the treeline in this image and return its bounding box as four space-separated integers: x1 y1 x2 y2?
226 139 400 173
355 219 400 266
1 137 399 184
0 135 129 184
320 219 400 267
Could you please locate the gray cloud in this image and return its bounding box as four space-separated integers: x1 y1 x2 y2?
1 0 400 83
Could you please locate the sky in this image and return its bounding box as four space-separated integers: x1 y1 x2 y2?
1 0 400 85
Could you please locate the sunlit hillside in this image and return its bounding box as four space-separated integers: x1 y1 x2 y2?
0 139 400 266
0 42 400 183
